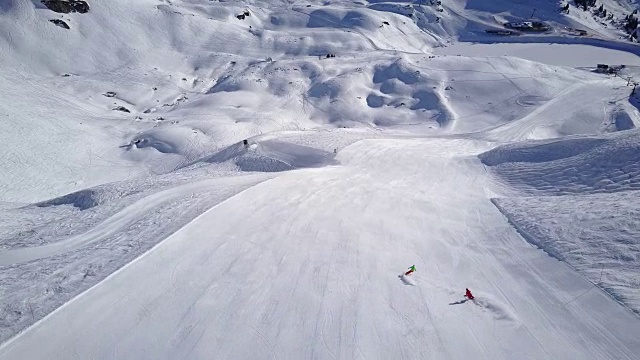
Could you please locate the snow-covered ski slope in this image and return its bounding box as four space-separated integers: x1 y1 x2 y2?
3 138 640 359
1 0 640 359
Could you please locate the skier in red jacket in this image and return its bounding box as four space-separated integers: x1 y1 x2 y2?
465 288 474 300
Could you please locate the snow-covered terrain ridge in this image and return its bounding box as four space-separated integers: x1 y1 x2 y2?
1 0 640 358
482 129 640 314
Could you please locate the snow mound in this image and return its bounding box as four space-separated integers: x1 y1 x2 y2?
483 79 639 141
480 137 608 166
480 130 640 195
123 126 218 174
367 60 453 126
35 189 101 210
604 103 637 132
205 140 337 172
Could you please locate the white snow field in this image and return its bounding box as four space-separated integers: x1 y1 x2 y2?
434 43 640 67
1 0 640 359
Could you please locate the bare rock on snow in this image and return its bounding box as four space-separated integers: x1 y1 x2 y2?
42 0 90 14
113 106 130 113
70 0 89 13
42 0 72 13
49 19 70 29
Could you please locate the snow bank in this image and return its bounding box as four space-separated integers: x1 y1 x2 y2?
481 129 640 194
205 140 337 172
0 171 272 344
483 130 640 314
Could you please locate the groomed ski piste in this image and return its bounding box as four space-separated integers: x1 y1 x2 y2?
1 0 640 359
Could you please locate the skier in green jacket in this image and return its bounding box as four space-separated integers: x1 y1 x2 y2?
404 265 416 276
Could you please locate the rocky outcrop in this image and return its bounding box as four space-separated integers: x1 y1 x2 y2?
42 0 71 13
70 0 89 13
42 0 90 14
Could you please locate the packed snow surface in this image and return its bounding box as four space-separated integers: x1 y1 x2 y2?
2 138 640 360
1 0 640 359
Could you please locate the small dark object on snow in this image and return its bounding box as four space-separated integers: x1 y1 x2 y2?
243 10 250 16
243 139 249 147
236 14 245 20
113 106 130 113
382 21 390 25
49 19 70 29
103 91 117 97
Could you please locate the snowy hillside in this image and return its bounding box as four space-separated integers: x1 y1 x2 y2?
1 0 640 359
481 129 640 314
